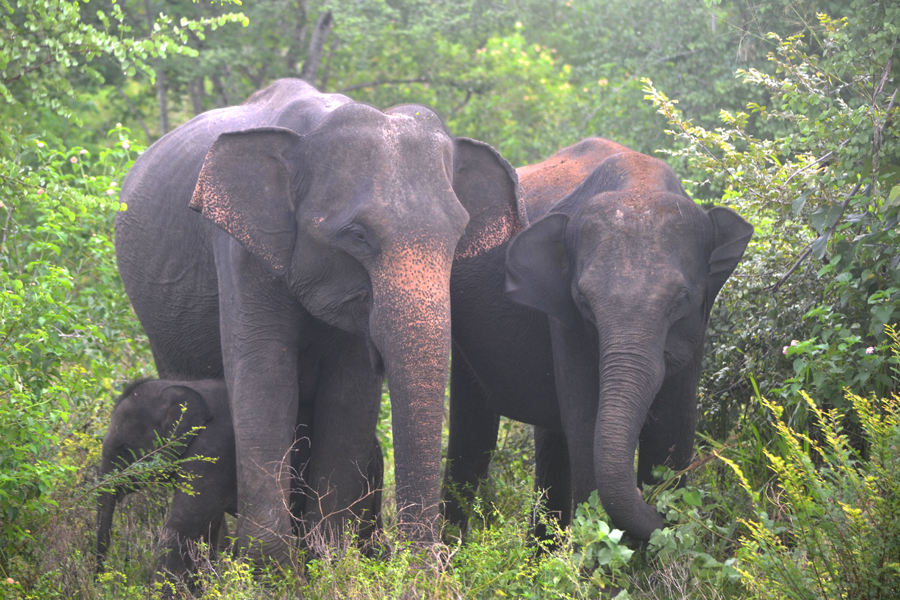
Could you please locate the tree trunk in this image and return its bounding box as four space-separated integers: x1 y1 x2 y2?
285 0 311 76
144 0 168 134
211 73 230 108
299 11 334 86
189 77 206 117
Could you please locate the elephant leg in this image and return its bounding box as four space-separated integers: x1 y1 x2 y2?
442 350 500 537
548 320 600 509
360 438 384 537
532 427 572 541
637 365 700 488
154 486 224 592
299 333 383 548
215 242 306 566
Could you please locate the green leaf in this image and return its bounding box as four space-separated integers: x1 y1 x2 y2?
683 489 702 506
883 185 900 212
811 233 830 259
792 192 809 215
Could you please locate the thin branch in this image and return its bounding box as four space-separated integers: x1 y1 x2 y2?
2 56 57 85
656 49 703 63
870 39 897 197
0 202 13 254
766 244 812 293
767 180 863 292
339 77 430 93
115 86 153 144
449 89 473 116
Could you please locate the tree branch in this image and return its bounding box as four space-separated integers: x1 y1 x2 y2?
766 243 812 293
115 86 153 144
767 180 863 292
339 77 430 93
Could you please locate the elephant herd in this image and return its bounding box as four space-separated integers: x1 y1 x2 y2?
96 78 752 585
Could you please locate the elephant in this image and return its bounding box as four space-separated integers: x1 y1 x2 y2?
95 379 237 586
443 138 753 541
95 378 384 588
115 78 519 564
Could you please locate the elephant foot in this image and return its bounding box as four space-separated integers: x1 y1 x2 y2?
234 527 296 573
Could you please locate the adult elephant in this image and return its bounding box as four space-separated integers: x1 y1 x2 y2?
443 138 752 540
116 79 519 564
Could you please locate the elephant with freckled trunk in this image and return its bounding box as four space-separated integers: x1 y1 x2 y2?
115 79 520 564
443 138 753 541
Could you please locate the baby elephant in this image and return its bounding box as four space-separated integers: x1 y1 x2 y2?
95 379 385 587
95 379 237 586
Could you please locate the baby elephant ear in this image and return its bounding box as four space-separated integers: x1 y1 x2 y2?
505 212 581 329
160 385 213 455
190 127 305 276
706 206 754 306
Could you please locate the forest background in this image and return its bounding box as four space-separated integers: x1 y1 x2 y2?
1 0 898 598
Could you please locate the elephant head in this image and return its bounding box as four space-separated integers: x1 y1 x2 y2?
506 151 752 539
188 103 519 542
95 381 212 571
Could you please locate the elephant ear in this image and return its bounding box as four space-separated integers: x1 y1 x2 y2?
452 137 524 261
190 127 304 276
706 206 754 306
160 385 213 456
505 213 581 328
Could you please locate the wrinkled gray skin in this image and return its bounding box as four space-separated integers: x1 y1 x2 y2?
94 379 236 585
444 138 753 541
115 79 519 564
95 379 383 589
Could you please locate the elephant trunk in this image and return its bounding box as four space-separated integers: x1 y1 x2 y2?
95 489 118 572
369 244 454 543
593 331 667 540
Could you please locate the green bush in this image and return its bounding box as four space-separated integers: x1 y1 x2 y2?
646 1 900 430
727 382 900 598
0 128 149 577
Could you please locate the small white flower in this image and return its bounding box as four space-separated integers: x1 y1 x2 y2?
783 346 789 355
116 122 122 128
866 347 874 354
111 181 117 187
106 189 115 196
80 149 88 155
122 141 131 150
790 340 799 346
37 141 44 148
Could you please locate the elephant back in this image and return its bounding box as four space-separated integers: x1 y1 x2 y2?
517 138 630 222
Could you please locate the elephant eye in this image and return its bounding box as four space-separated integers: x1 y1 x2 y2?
668 289 690 321
339 223 376 254
574 290 594 322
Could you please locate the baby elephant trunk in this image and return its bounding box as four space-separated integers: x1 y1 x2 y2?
594 335 667 540
95 489 118 572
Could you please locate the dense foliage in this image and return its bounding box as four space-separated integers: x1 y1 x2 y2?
0 0 897 597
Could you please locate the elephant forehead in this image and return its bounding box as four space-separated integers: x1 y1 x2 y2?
577 192 707 235
305 123 454 198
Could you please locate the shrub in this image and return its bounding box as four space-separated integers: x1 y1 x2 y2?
726 382 900 598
